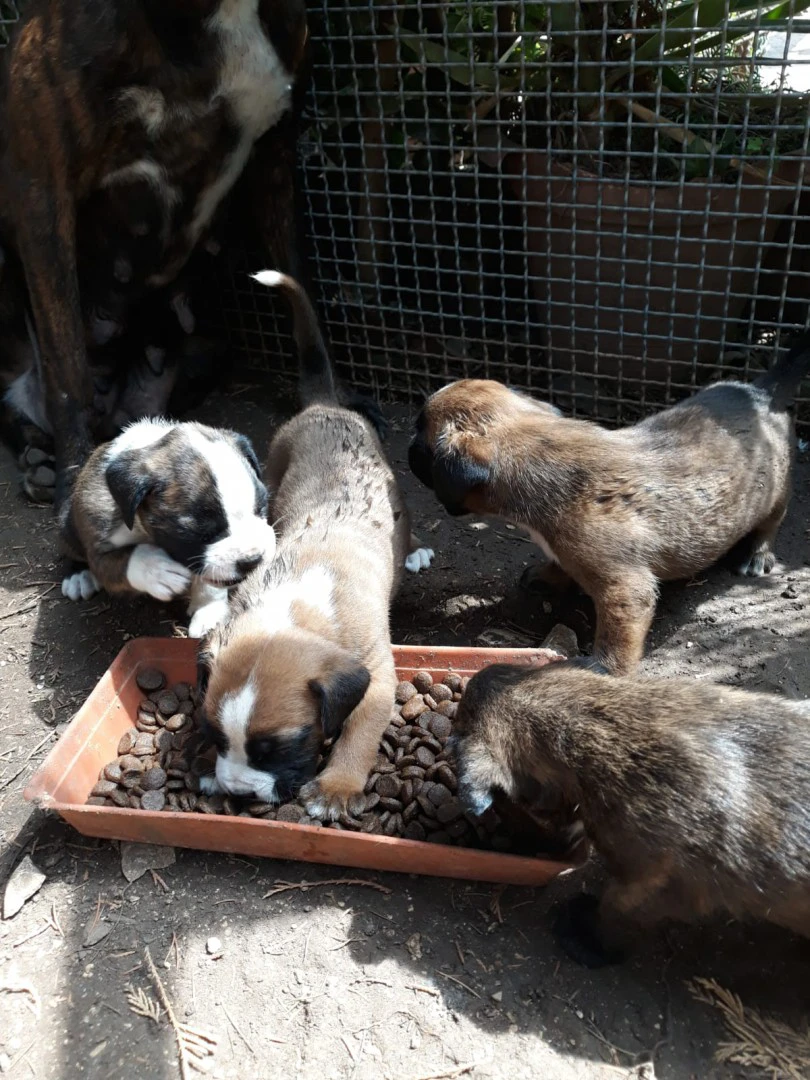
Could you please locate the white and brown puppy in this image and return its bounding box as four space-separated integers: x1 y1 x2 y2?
453 659 810 966
197 271 433 816
409 340 810 673
59 418 275 638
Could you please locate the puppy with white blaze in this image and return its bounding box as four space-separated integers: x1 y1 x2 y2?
59 418 276 638
197 270 434 818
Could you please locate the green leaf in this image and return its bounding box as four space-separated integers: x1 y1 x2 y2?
399 32 518 91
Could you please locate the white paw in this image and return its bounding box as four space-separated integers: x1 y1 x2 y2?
61 569 101 602
187 598 231 639
126 544 192 602
405 547 434 573
199 774 223 795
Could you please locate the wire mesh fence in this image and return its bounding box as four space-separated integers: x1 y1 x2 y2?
2 1 809 428
222 0 810 431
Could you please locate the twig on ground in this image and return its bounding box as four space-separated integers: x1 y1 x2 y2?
144 946 217 1079
262 878 391 898
0 982 40 1017
689 976 810 1080
434 970 481 999
219 1002 255 1056
126 986 161 1025
403 1063 477 1080
0 732 54 790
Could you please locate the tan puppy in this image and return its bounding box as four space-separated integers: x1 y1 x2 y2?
453 659 810 966
409 342 810 673
198 272 433 817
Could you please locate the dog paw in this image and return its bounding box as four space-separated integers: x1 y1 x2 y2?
737 550 777 577
187 597 230 639
19 446 56 504
61 569 101 602
127 544 192 602
299 774 367 821
199 774 224 795
405 547 434 573
552 894 625 969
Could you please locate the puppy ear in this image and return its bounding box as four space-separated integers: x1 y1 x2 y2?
232 433 263 479
196 625 224 699
431 448 490 511
309 663 371 741
105 453 157 530
456 739 517 816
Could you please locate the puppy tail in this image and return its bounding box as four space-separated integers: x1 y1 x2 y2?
252 270 337 406
754 331 810 410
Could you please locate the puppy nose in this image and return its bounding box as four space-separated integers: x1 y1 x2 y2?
236 553 263 576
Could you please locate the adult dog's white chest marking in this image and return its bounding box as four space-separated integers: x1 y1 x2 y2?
189 0 293 242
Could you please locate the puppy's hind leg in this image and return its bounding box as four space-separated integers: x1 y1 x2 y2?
405 533 434 574
733 501 787 578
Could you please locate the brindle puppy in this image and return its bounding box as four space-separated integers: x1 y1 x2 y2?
0 0 310 507
409 341 810 673
453 659 810 966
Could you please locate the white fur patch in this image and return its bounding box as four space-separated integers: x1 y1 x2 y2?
257 565 335 636
109 417 174 457
61 569 101 602
211 678 279 800
101 158 180 208
405 547 434 573
126 544 192 601
187 0 292 245
187 580 231 639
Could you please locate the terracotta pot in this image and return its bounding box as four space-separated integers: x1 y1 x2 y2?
505 151 802 386
25 637 573 886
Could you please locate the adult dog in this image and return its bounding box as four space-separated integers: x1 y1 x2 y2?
0 0 310 507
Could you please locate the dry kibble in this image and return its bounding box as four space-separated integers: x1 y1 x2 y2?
117 730 137 756
136 667 166 693
141 790 166 812
399 696 427 722
395 681 418 703
87 666 538 856
156 691 180 718
412 671 433 694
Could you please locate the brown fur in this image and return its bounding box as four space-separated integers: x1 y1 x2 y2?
0 0 309 507
410 374 803 673
454 660 810 964
201 402 416 818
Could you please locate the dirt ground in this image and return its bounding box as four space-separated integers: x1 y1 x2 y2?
1 380 809 1080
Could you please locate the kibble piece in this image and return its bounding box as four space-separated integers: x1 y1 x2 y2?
156 691 180 718
431 683 453 703
136 667 166 693
87 796 107 806
277 804 304 824
364 792 381 812
402 821 426 842
164 713 187 732
428 713 453 740
414 746 435 768
117 730 138 755
384 813 402 836
427 783 452 806
444 673 463 693
179 699 195 716
119 754 145 775
155 729 174 754
378 797 403 812
104 762 123 784
376 774 401 799
141 766 167 791
416 793 437 818
132 733 156 757
445 818 469 840
91 779 117 797
395 681 418 704
128 794 142 810
400 696 428 722
426 829 451 844
110 789 131 807
400 765 425 780
436 799 463 824
141 790 166 812
171 682 192 701
402 801 419 824
423 693 438 711
435 700 458 720
435 763 457 791
412 671 433 694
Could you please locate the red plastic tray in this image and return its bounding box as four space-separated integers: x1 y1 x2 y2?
25 638 573 885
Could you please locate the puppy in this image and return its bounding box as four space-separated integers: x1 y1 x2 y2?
60 419 275 638
198 271 433 816
453 660 810 966
409 341 810 673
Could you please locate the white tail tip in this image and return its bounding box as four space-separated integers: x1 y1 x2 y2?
251 269 285 288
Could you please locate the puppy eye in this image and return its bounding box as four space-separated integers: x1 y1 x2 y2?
199 715 227 752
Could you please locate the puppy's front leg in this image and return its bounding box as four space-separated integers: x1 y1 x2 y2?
300 659 396 821
187 579 230 639
62 545 192 604
591 571 658 675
